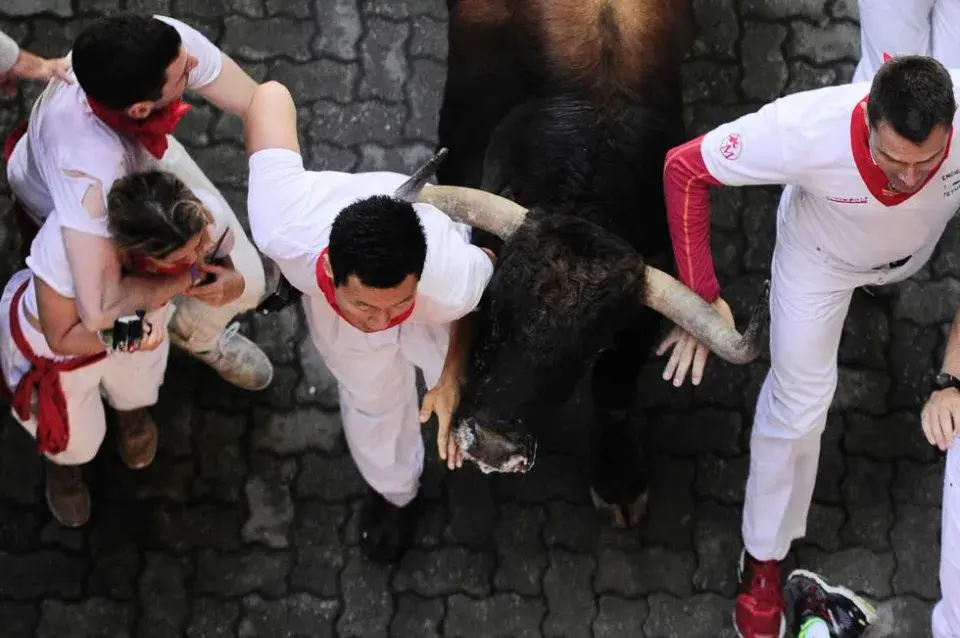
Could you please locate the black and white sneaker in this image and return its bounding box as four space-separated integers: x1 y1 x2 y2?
785 569 877 638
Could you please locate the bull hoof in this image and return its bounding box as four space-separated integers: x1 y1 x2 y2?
590 485 649 529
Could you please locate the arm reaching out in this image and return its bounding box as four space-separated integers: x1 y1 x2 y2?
659 99 793 386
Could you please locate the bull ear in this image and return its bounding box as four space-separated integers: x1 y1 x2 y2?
393 147 449 202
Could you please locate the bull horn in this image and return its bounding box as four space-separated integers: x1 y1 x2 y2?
393 147 450 201
415 184 529 241
392 147 529 241
643 267 769 364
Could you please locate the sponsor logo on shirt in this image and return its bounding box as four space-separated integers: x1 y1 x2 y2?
825 195 868 204
719 133 742 160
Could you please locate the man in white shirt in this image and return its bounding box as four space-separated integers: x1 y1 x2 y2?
658 57 959 637
244 80 499 563
5 14 272 391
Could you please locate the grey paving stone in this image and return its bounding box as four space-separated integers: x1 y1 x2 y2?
742 0 827 18
1 0 72 18
239 594 339 638
269 59 359 103
593 596 649 638
741 22 788 101
695 454 749 504
543 550 596 638
358 18 409 101
314 0 362 60
390 595 444 638
310 99 408 147
648 409 742 456
890 505 942 600
0 551 87 599
0 601 37 638
445 470 497 546
252 408 343 455
193 548 292 597
186 598 241 638
410 16 446 60
691 0 739 60
393 547 494 597
645 593 740 638
337 548 393 638
37 599 135 638
841 457 894 551
444 593 546 638
595 547 697 598
222 16 315 61
846 412 938 463
137 553 191 638
892 458 945 506
242 455 296 548
295 452 368 501
788 21 861 63
692 501 742 597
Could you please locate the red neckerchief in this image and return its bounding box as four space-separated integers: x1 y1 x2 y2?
129 251 195 277
88 97 191 159
0 280 107 455
849 96 952 207
315 247 415 332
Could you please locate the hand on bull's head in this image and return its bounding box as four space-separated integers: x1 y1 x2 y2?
657 295 735 387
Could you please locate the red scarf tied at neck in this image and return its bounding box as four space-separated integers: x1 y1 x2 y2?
88 97 191 159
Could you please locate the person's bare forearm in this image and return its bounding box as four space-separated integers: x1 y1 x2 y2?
942 309 960 377
96 273 190 328
49 322 106 356
440 311 480 386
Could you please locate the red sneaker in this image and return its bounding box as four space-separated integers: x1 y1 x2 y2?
734 549 786 638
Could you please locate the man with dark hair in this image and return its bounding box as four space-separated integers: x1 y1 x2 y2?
657 55 958 637
244 81 498 563
4 14 273 393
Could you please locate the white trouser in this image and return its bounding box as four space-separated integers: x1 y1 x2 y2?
935 441 960 636
157 136 266 352
742 186 937 561
303 293 449 507
0 270 171 466
853 0 960 83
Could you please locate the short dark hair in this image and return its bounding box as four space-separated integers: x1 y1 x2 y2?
73 15 182 110
328 195 428 289
107 170 209 258
868 55 956 144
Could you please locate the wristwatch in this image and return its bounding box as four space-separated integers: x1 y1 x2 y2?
933 371 960 392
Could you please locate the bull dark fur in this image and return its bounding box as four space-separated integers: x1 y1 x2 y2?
437 0 696 526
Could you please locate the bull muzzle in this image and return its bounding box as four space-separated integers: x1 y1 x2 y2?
453 419 537 475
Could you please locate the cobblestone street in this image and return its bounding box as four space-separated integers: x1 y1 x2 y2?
0 0 949 636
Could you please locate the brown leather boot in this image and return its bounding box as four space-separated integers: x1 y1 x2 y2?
116 408 158 470
45 460 90 527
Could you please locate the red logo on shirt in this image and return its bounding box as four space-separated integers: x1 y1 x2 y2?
720 133 742 160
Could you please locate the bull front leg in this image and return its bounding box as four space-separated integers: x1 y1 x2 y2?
588 311 660 529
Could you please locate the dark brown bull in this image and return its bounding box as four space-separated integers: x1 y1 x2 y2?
397 0 769 528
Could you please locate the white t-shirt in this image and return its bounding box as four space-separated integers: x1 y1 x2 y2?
247 148 495 325
6 15 223 239
699 70 960 272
